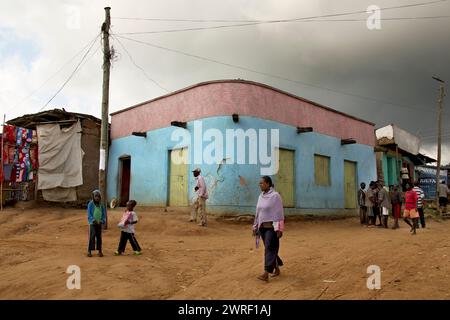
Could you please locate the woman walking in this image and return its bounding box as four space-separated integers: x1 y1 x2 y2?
253 176 285 282
403 183 419 235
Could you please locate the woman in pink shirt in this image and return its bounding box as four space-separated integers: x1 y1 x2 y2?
253 176 285 282
403 183 419 235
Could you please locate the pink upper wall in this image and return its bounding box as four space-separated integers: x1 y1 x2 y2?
110 80 375 146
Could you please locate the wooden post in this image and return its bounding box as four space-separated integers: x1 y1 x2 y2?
434 78 445 214
395 145 400 186
99 7 111 228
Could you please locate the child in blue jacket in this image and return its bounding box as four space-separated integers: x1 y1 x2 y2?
87 190 106 257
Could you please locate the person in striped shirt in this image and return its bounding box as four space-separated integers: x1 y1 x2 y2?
413 181 426 228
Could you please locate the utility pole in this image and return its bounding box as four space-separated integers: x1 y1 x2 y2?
99 7 111 228
433 76 445 213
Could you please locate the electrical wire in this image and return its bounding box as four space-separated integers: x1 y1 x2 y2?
420 130 450 139
5 34 101 115
111 35 169 93
116 16 450 35
422 133 450 140
115 34 444 116
38 33 100 112
115 0 450 35
113 17 264 23
113 0 449 23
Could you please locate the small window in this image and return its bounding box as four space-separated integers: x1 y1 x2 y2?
314 154 331 186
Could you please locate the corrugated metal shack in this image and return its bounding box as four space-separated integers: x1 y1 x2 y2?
375 124 435 190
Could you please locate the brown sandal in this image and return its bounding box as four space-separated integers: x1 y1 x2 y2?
271 269 280 277
257 274 269 282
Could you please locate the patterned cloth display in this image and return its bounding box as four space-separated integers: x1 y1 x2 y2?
2 125 37 183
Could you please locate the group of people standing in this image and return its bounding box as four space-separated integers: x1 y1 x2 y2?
87 167 212 257
85 173 286 284
358 180 426 235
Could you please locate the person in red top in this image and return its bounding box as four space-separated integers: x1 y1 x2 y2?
403 183 419 235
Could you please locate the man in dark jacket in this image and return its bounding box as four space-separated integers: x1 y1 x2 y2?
358 182 367 225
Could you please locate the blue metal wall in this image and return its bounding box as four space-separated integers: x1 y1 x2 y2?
108 116 377 214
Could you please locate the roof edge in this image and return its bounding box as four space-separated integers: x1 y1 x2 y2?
110 79 375 126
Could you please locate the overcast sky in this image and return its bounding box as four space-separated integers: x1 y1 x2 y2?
0 0 449 162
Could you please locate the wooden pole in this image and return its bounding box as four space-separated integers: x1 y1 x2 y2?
395 145 400 186
435 82 445 213
99 7 111 228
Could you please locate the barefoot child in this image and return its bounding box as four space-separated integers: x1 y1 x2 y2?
115 200 142 255
403 184 419 235
87 190 106 257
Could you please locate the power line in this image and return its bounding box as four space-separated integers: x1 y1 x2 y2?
78 36 102 72
421 134 450 140
422 133 450 140
417 126 450 135
5 34 101 115
116 0 450 35
116 15 450 35
418 127 443 134
313 15 450 21
111 35 169 93
420 125 450 137
421 130 450 139
113 17 264 23
113 0 449 23
115 34 444 116
86 41 102 65
39 34 100 112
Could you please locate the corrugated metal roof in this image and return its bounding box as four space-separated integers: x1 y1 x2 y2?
7 108 101 129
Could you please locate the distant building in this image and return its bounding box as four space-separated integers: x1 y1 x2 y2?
416 165 447 199
375 124 435 190
108 79 377 215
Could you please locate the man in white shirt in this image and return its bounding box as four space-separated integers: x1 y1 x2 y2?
190 168 209 226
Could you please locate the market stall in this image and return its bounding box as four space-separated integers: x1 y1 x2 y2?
1 122 39 208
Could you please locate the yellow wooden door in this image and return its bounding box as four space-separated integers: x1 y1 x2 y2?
344 160 357 209
275 149 295 208
169 148 188 206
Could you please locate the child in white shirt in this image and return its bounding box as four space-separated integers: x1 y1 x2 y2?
114 200 142 256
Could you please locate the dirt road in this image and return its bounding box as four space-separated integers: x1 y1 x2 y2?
0 206 449 300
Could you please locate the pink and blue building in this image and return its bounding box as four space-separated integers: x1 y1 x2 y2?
108 80 377 215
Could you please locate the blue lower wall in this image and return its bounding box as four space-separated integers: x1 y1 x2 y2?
107 116 377 214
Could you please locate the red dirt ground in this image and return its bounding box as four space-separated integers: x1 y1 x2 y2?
0 206 449 300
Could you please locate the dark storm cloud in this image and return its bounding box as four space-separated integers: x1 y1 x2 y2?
0 0 449 160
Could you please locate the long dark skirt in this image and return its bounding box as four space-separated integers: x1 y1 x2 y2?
259 227 283 273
